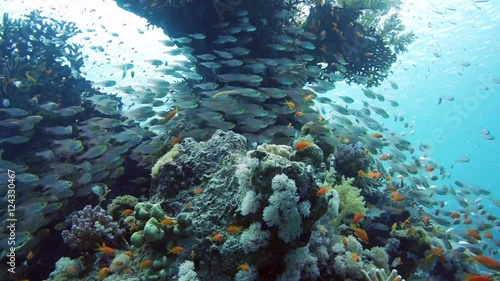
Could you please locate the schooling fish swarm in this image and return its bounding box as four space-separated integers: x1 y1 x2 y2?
0 10 172 278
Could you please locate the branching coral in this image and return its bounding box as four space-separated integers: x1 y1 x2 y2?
333 143 370 178
61 205 123 250
362 268 405 281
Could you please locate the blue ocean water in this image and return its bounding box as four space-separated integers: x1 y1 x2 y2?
0 0 499 279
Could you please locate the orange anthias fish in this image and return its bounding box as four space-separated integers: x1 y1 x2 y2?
372 133 383 138
161 108 178 124
467 229 482 240
95 242 115 255
97 267 110 280
472 255 500 270
316 186 331 196
170 137 182 145
168 246 185 255
295 140 312 150
284 100 296 109
352 227 369 243
379 154 392 160
391 191 404 202
227 226 243 234
211 233 224 242
352 212 365 224
193 188 203 195
162 218 176 226
237 263 250 272
464 274 493 281
141 259 153 268
304 94 315 101
121 209 134 216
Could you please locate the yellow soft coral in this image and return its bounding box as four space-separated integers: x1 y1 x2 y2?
151 143 180 179
332 177 366 227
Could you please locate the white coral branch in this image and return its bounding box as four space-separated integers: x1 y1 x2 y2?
362 268 405 281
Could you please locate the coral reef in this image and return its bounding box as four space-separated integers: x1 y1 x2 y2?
333 143 370 178
61 205 124 250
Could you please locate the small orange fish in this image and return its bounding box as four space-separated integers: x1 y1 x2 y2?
367 171 382 180
124 251 134 257
342 236 348 245
129 222 137 232
425 166 435 172
161 218 176 226
407 227 415 235
316 186 331 196
472 255 500 270
304 94 315 101
237 263 250 272
467 229 482 240
372 133 383 138
97 267 110 280
95 242 115 255
170 137 182 145
295 140 312 150
352 252 360 262
352 212 365 224
352 227 369 243
26 250 35 260
161 108 178 124
465 274 493 281
141 259 153 268
379 154 392 160
483 232 493 239
168 246 185 255
357 170 367 177
227 226 243 234
295 111 303 117
422 215 430 224
66 267 78 274
284 100 296 109
211 233 224 242
121 209 134 216
391 191 404 202
113 261 124 266
193 188 203 195
450 212 460 219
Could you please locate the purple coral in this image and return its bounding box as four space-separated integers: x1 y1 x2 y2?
62 205 123 250
333 143 369 178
